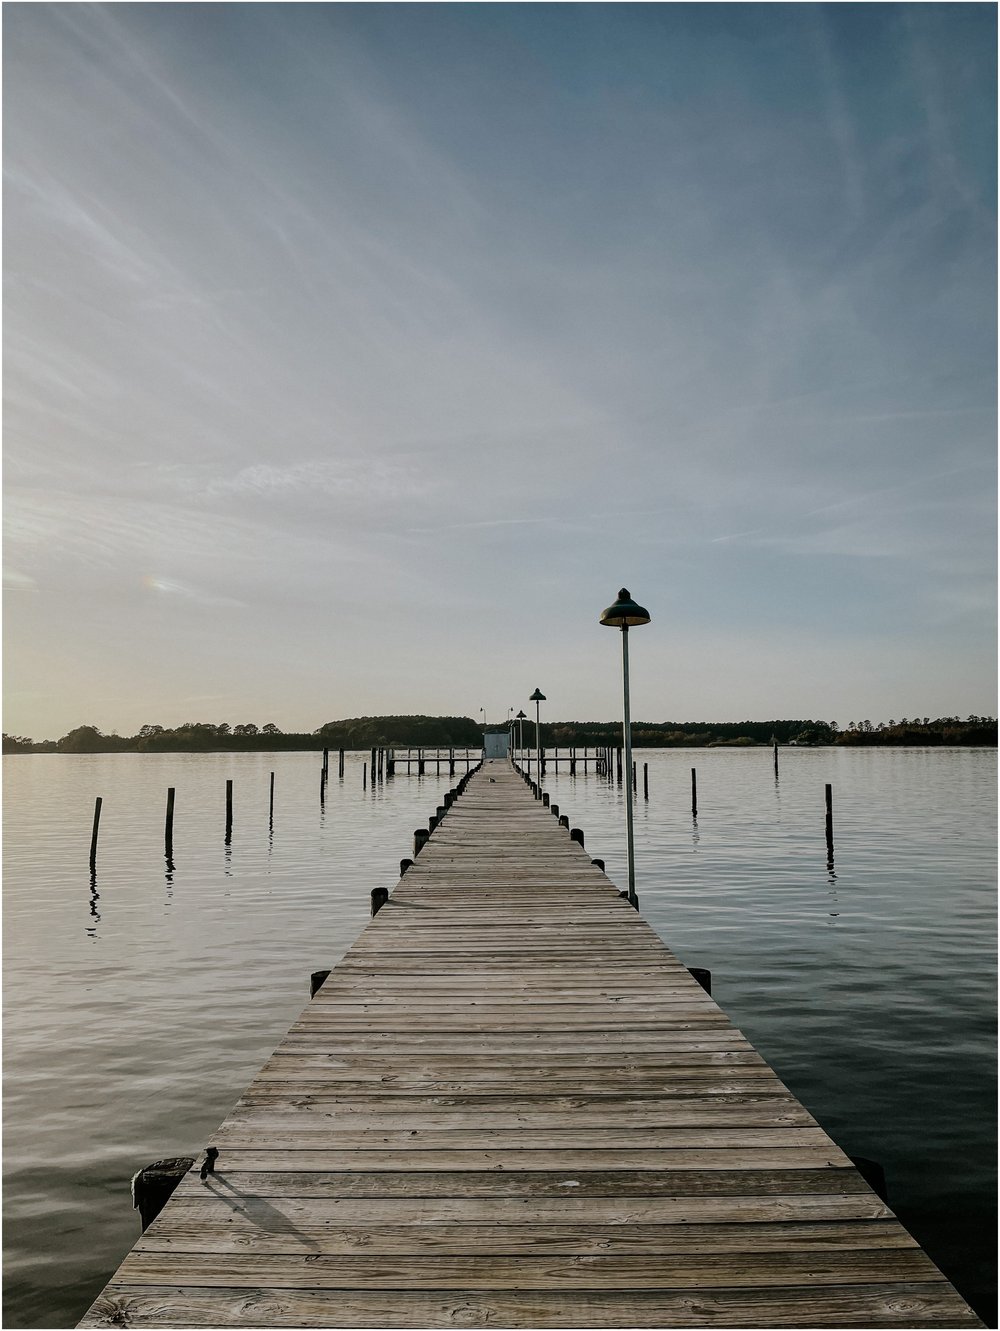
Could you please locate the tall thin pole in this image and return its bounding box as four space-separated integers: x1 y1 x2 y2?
535 700 542 793
621 625 638 908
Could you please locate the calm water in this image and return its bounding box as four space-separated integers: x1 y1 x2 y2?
3 747 996 1328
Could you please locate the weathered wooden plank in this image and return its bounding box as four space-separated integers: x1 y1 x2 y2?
178 1148 853 1172
213 1101 817 1130
136 1217 913 1257
81 1282 981 1328
174 1167 876 1198
179 1125 833 1147
110 1247 948 1290
258 1049 769 1070
114 1192 899 1225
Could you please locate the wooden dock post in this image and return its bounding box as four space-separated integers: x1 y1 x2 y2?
225 780 233 843
338 748 345 778
89 796 102 872
643 762 649 800
362 762 367 789
309 969 330 997
689 966 712 994
826 783 834 855
370 886 389 917
131 1158 194 1234
774 742 779 777
269 772 274 825
164 788 175 858
691 766 698 818
570 826 585 847
413 828 429 855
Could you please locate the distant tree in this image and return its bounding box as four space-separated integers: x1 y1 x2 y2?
262 722 281 734
234 723 259 736
57 725 105 753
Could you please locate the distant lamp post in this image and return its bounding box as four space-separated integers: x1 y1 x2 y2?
516 710 527 764
600 588 651 908
529 688 546 790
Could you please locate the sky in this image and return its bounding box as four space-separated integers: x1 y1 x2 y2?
3 2 996 740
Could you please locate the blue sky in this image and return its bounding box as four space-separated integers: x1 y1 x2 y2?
4 3 995 739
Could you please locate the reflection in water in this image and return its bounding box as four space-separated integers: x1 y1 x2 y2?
86 872 101 938
690 815 700 850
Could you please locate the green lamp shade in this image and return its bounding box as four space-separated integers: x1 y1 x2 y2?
600 588 650 628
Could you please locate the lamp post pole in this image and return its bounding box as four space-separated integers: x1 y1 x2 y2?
516 710 526 765
529 689 545 791
599 589 650 910
620 624 637 906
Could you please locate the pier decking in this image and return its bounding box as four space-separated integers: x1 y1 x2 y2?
80 762 981 1328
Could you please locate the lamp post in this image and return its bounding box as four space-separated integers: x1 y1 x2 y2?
529 688 545 791
600 588 650 908
516 710 526 765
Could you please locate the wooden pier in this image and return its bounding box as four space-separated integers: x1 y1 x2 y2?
80 762 981 1328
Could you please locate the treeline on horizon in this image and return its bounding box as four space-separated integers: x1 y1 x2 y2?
3 713 996 754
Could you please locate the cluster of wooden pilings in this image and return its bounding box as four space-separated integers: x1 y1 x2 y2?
86 744 836 872
390 748 481 776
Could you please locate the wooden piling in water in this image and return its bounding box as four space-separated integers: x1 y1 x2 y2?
643 762 649 800
691 767 698 818
269 772 274 824
131 1158 194 1234
164 788 175 858
89 796 102 872
225 781 233 842
689 966 712 995
826 783 834 855
338 748 345 778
